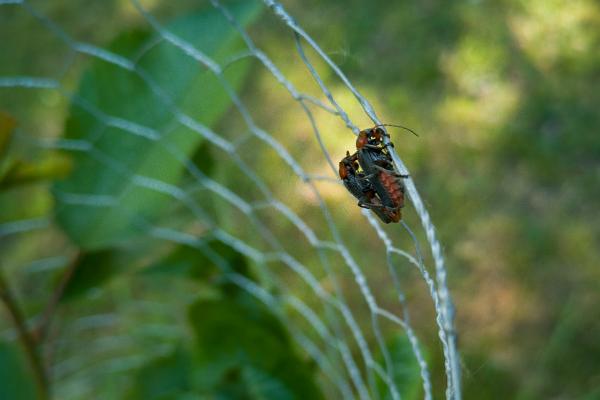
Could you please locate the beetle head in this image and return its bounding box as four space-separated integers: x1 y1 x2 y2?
371 127 386 142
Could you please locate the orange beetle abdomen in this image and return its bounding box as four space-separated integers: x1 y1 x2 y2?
378 171 405 209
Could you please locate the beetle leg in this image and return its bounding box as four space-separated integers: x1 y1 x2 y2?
358 203 393 223
358 201 387 210
358 173 376 180
358 201 388 210
358 201 398 212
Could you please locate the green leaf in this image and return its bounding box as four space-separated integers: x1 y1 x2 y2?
188 140 215 179
61 250 122 301
142 240 249 282
188 293 324 399
0 110 71 190
129 265 324 399
0 153 72 190
378 334 423 400
0 341 40 400
54 0 262 250
127 348 193 400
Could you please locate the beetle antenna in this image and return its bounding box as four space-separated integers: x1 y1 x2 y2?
374 123 419 137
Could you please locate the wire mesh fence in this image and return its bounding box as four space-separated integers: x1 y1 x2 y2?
0 0 460 398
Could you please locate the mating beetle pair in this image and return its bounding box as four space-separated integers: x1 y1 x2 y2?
339 125 410 223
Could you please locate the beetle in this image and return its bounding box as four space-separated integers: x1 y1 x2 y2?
339 124 416 223
338 151 396 223
356 125 389 151
356 124 417 151
356 147 405 223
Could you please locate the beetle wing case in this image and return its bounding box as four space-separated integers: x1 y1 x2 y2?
357 148 397 209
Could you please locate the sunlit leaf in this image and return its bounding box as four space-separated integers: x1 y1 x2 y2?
54 0 262 250
0 153 72 190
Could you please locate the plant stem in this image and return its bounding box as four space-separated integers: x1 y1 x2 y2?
34 251 81 342
0 270 49 400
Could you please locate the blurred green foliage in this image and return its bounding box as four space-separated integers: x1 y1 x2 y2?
54 2 261 249
0 0 599 399
127 258 323 399
187 292 324 399
0 341 40 400
376 335 422 400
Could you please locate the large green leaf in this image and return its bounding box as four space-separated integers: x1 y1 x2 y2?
0 341 39 400
378 334 423 400
126 293 324 399
127 348 193 400
54 0 262 250
188 292 325 400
